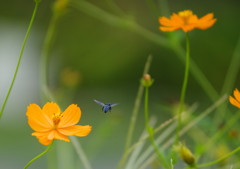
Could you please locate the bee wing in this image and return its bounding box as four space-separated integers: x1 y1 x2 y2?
110 103 118 107
94 99 105 106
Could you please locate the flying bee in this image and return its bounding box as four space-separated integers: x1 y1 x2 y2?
94 99 118 113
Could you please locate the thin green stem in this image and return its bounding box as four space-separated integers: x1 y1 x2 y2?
221 35 240 95
23 142 54 169
104 0 126 16
0 1 40 119
118 115 176 169
40 12 59 102
124 55 152 150
70 137 93 169
70 0 169 48
176 32 190 140
198 146 240 168
144 87 170 169
117 55 152 169
213 35 240 125
159 0 170 16
144 88 150 125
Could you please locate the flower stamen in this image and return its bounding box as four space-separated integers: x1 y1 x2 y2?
52 113 63 127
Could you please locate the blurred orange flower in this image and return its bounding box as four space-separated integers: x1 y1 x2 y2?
159 10 216 32
229 89 240 108
26 102 92 145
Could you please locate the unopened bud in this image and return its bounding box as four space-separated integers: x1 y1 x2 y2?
53 0 69 14
141 74 154 87
175 143 195 166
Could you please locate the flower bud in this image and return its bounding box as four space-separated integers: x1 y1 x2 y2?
141 74 154 87
175 143 195 166
53 0 69 14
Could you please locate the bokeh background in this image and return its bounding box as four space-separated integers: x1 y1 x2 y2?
0 0 240 168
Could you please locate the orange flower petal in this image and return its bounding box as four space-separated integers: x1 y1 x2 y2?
158 14 183 32
181 25 195 32
233 89 240 102
58 104 81 128
196 13 216 29
159 26 179 32
199 13 215 22
47 130 70 142
26 104 53 132
188 14 198 24
229 96 240 108
43 102 61 118
58 125 92 137
32 131 53 145
159 17 176 27
171 13 184 26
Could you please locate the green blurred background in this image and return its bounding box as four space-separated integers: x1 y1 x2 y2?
0 0 240 168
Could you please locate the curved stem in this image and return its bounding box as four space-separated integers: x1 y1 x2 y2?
23 142 54 169
0 1 40 119
124 55 152 150
40 12 59 102
70 137 93 169
144 87 170 169
198 146 240 168
176 32 190 140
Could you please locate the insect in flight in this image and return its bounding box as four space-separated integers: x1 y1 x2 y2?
94 99 118 113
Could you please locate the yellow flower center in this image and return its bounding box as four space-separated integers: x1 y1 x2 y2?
52 113 63 128
178 10 193 17
178 10 193 25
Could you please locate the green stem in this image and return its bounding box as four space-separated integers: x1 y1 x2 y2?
221 35 240 95
70 137 93 169
118 115 176 169
40 12 60 102
70 0 169 48
198 146 240 168
159 0 170 16
213 35 240 125
144 87 170 169
23 142 54 169
176 32 190 140
104 0 126 16
0 1 40 119
124 55 152 150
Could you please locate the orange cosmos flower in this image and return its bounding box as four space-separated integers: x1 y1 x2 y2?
26 102 92 145
159 10 216 32
229 89 240 108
